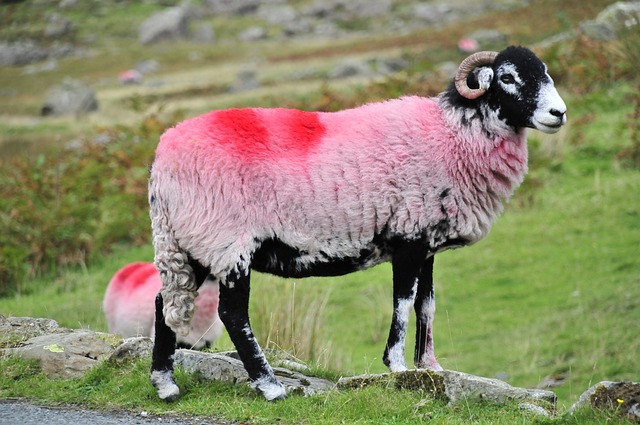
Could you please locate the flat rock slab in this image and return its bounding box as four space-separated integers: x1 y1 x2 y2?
174 350 335 397
5 331 121 379
338 369 556 409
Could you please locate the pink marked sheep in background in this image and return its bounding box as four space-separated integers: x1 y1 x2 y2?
148 46 567 401
103 262 223 349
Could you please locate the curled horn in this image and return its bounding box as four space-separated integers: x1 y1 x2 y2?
454 51 499 100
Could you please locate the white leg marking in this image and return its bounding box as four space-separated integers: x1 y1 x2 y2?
387 279 418 372
150 370 180 401
252 376 286 401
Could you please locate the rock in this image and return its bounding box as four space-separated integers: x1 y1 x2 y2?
0 41 49 66
5 331 119 379
58 0 78 9
134 59 160 75
375 57 410 75
569 381 640 422
174 349 335 396
328 59 372 79
174 350 251 384
228 69 260 92
464 29 508 48
139 7 189 45
192 22 215 43
536 372 568 389
109 337 154 363
581 1 640 40
203 0 261 16
338 369 556 411
412 4 453 25
343 0 393 19
44 13 74 38
238 26 268 42
257 5 298 26
0 316 68 344
41 78 98 116
440 370 556 406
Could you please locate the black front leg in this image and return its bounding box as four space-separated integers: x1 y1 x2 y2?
218 268 286 401
413 255 442 370
383 240 429 372
150 292 180 401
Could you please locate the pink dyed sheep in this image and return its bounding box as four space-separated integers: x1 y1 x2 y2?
148 46 566 401
103 262 223 349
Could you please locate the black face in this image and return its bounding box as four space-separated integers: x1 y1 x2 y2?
445 46 567 134
484 46 550 129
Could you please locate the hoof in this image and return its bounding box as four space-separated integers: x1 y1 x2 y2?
151 370 180 402
253 377 287 401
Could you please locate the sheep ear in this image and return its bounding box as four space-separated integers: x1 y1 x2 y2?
477 67 494 91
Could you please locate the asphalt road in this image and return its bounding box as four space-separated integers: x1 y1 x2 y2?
0 400 229 425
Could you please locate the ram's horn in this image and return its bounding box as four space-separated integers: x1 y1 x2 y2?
454 51 499 100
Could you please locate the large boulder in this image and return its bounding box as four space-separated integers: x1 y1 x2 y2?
570 381 640 422
5 331 120 379
139 7 189 45
0 41 49 67
580 1 640 40
41 78 98 116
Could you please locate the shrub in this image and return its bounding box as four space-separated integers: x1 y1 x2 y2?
0 115 173 296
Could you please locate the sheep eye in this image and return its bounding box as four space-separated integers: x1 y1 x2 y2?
500 74 516 84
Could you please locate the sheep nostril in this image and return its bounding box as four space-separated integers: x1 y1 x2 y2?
550 108 565 118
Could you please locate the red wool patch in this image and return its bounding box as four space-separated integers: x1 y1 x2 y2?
211 108 325 159
115 262 156 289
212 109 269 157
275 108 325 153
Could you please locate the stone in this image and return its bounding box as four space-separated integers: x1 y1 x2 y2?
6 331 119 379
338 369 556 411
581 1 640 40
228 69 260 92
203 0 261 16
328 59 372 79
139 7 189 45
257 5 298 26
569 381 640 422
0 315 68 344
41 78 98 116
174 350 335 396
0 41 49 67
192 23 215 43
238 26 268 42
109 337 154 364
44 13 74 38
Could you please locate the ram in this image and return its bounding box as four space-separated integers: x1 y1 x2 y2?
148 46 567 401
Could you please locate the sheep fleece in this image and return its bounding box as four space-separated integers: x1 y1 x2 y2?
150 95 528 281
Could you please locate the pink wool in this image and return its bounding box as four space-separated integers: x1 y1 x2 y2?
152 96 527 279
103 262 223 349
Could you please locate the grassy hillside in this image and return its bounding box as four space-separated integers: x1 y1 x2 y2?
1 0 639 423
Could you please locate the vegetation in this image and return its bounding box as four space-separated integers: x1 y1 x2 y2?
1 0 638 424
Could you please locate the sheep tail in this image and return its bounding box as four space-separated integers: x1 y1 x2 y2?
149 177 197 337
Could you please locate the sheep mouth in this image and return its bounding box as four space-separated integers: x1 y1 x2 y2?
532 119 565 134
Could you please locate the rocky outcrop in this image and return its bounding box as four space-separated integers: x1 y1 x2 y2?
570 381 640 422
41 78 99 116
139 6 190 45
580 1 640 40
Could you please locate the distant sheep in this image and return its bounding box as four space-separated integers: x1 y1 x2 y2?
103 262 223 349
148 46 567 401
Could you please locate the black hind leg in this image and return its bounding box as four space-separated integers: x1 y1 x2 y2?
150 293 180 401
218 268 286 401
